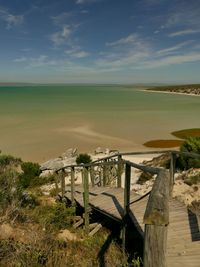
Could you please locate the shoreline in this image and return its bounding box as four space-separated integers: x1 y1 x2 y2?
141 89 200 97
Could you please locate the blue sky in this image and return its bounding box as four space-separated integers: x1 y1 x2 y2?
0 0 200 84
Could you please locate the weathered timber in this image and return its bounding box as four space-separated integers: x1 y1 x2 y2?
83 167 90 231
89 223 102 236
73 218 84 229
71 167 75 206
90 166 95 187
143 170 170 267
117 155 123 187
122 163 131 253
55 171 59 195
61 170 65 197
143 225 167 267
103 159 108 186
143 170 170 225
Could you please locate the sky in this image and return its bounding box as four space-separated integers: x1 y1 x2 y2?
0 0 200 84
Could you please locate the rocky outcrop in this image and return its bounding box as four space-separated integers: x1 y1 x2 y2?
61 148 78 159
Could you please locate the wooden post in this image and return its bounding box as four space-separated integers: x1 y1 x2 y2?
83 167 89 232
55 171 59 195
122 163 131 254
170 152 176 196
143 170 170 267
61 169 65 198
90 165 95 187
71 167 75 206
117 155 123 188
103 159 108 186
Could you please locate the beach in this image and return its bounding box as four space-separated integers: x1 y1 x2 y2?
0 85 200 162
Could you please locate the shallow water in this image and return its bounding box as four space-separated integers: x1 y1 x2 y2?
0 85 199 162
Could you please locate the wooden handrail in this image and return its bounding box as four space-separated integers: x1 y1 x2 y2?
143 169 170 267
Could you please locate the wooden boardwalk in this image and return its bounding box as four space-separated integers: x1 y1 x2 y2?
64 185 200 267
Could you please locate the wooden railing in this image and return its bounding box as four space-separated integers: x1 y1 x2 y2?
55 150 200 267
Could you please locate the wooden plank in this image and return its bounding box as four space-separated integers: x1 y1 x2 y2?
63 183 200 267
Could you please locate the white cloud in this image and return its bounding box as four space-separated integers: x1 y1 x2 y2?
168 29 200 37
50 25 72 46
29 55 60 67
13 57 27 62
0 8 24 29
65 47 90 58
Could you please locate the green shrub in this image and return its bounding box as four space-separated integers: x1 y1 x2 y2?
0 170 20 211
18 162 41 188
0 154 21 173
19 192 39 208
29 175 55 187
33 203 75 231
76 153 92 164
178 137 200 170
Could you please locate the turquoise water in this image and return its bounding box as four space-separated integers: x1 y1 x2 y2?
0 85 200 161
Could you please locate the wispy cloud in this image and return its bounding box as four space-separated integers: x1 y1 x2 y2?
157 41 193 55
13 57 27 62
65 47 90 58
50 25 72 46
168 29 200 37
51 12 72 26
29 55 60 67
140 53 200 69
0 7 24 29
106 34 139 47
95 33 200 71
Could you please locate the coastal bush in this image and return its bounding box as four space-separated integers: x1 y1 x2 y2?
177 137 200 170
0 170 20 211
18 162 41 188
0 154 21 173
76 153 92 164
32 203 75 231
29 174 55 187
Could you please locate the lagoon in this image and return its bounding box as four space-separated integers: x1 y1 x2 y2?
0 85 200 162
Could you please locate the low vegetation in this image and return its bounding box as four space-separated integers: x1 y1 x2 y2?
147 84 200 95
177 137 200 170
140 137 200 186
76 153 92 164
